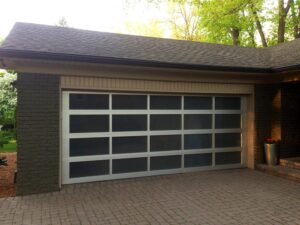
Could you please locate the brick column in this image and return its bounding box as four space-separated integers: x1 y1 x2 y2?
17 74 60 195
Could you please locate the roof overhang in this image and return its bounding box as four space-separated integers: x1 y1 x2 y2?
1 49 299 84
0 48 274 74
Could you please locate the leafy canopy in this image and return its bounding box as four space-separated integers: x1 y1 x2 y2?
0 71 17 125
125 0 300 47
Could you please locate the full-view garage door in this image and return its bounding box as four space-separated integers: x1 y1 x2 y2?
62 91 246 184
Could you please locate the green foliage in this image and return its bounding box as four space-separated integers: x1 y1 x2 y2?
166 1 202 41
286 0 300 39
0 71 17 126
0 131 14 148
130 0 299 47
0 130 16 153
0 141 17 153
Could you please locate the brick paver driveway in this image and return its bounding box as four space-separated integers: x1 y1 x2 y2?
1 169 300 225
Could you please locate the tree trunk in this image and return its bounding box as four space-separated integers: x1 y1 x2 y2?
248 30 256 47
250 4 268 47
278 0 293 43
248 1 268 46
278 17 286 43
230 28 240 46
278 0 286 43
291 0 300 39
298 6 300 38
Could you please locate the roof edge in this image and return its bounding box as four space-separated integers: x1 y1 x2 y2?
0 49 273 74
272 64 300 73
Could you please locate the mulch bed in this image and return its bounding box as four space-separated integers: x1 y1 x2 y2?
0 153 16 198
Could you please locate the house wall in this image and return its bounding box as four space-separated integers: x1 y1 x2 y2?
16 69 263 195
254 84 281 164
254 81 300 162
17 73 60 195
281 82 300 158
60 76 254 94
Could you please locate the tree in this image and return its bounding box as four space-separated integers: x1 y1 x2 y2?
56 17 69 27
198 0 250 46
128 0 300 47
167 1 202 41
289 0 300 38
277 0 293 43
248 0 268 47
0 71 17 127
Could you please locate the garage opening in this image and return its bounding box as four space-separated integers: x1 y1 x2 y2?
62 91 246 184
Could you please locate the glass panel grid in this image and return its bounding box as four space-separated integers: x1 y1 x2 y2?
64 92 244 183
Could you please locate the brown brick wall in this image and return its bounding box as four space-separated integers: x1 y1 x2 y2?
281 82 300 158
17 73 60 195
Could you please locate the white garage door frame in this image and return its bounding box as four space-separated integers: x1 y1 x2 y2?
62 91 247 184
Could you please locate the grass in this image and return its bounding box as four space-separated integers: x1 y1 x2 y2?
0 140 17 153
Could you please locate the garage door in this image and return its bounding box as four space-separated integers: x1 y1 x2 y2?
62 91 246 184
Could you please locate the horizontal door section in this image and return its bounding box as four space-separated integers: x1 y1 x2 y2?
62 92 246 184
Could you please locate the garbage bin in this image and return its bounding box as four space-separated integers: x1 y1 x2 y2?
264 143 278 166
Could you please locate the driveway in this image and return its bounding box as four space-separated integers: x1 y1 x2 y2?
0 169 300 225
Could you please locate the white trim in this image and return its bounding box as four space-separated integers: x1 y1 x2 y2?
65 147 242 162
67 129 242 138
63 164 246 184
66 109 241 115
62 91 247 184
212 96 216 167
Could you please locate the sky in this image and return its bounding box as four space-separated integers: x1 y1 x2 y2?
0 0 166 39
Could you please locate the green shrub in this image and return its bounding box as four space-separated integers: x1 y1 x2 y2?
0 131 14 148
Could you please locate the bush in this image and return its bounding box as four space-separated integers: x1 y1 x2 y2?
0 71 17 129
0 131 14 148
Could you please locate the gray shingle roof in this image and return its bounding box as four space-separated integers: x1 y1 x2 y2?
0 22 299 72
270 38 300 68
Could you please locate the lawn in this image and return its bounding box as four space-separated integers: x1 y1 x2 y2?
0 140 17 153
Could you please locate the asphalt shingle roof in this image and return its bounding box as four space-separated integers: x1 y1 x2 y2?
0 22 299 72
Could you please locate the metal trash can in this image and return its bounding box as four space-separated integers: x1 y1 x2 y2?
264 143 278 166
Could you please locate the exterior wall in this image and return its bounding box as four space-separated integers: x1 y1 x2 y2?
60 76 254 94
17 73 60 195
16 71 256 195
281 82 300 158
254 84 281 164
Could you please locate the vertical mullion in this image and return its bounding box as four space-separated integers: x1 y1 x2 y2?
147 95 150 172
109 94 113 175
181 96 184 169
212 96 216 167
64 92 70 183
241 96 247 165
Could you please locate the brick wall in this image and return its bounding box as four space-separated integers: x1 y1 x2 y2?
254 84 281 164
17 74 60 195
281 82 300 158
